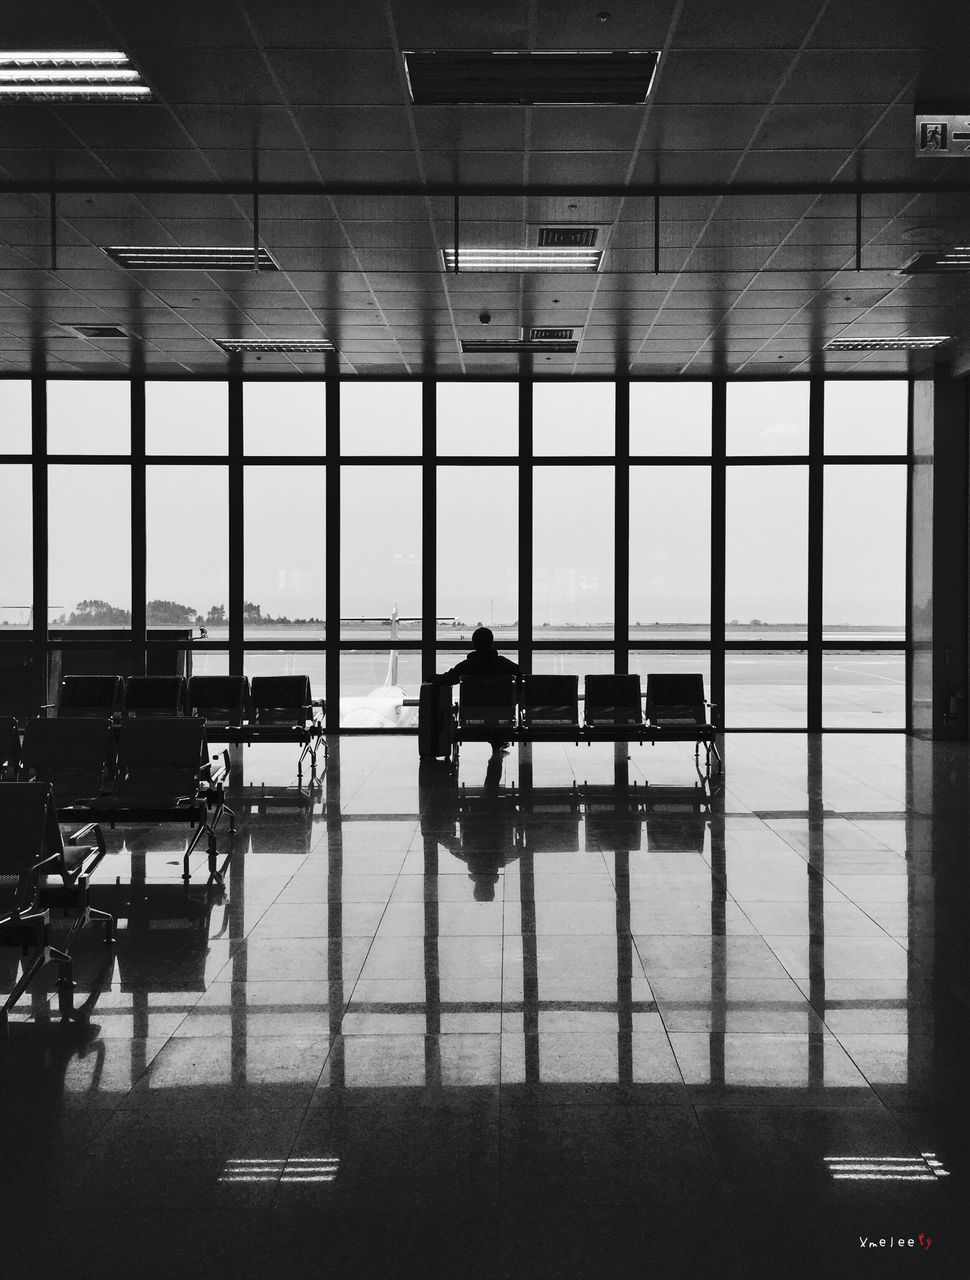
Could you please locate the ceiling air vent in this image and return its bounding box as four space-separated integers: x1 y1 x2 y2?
215 338 335 353
103 246 279 271
899 248 970 274
528 327 575 341
537 226 598 248
71 324 126 339
461 338 578 354
403 50 660 105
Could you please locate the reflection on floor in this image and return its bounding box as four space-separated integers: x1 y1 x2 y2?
2 735 967 1278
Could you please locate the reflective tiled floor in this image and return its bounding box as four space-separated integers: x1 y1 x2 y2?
3 735 968 1278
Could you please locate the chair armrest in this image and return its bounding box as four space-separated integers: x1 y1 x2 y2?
208 749 231 785
67 822 106 854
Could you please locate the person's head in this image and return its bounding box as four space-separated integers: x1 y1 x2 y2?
472 626 494 651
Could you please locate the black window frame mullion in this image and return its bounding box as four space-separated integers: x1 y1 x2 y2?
228 378 243 677
614 379 630 676
518 379 533 674
325 379 341 734
807 377 824 731
421 380 436 681
131 377 147 677
30 377 48 711
710 378 726 729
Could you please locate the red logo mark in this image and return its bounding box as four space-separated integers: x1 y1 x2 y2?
918 1233 933 1251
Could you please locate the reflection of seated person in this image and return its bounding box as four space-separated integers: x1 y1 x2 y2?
432 626 519 754
419 754 518 899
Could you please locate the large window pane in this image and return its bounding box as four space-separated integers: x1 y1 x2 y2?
341 382 421 455
49 465 130 625
726 467 808 638
0 381 31 452
0 465 31 627
823 652 905 728
824 466 906 637
437 466 516 638
534 467 613 632
244 382 325 455
48 381 129 454
630 382 711 456
534 383 614 456
245 468 325 637
726 651 806 728
147 467 227 629
630 467 710 635
824 381 907 455
341 466 421 637
437 382 517 455
727 382 809 456
147 382 227 455
339 650 421 728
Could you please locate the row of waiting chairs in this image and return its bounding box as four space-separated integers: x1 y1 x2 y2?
42 673 324 776
452 672 722 774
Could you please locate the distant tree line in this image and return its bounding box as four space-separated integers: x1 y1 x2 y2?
53 599 323 626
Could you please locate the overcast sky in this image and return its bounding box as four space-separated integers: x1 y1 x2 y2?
1 378 906 628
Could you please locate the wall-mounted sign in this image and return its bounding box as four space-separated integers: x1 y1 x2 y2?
915 114 970 156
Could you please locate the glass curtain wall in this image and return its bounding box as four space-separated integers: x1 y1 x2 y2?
10 376 909 731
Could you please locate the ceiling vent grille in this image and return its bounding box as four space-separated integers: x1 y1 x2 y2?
899 249 970 274
103 246 279 271
824 336 949 351
537 226 598 248
215 339 335 353
71 324 126 338
403 50 660 105
461 338 578 354
528 327 576 341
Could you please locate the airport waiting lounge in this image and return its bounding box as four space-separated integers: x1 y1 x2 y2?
1 3 969 1277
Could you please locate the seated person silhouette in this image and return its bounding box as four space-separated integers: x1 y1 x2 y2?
433 626 519 754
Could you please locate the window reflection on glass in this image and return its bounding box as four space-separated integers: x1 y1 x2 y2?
146 381 227 455
147 466 227 631
630 381 711 456
531 651 614 698
191 651 230 677
341 381 421 455
437 382 517 455
727 381 809 456
534 466 614 633
725 651 806 728
824 465 906 638
824 380 907 455
244 468 325 637
0 381 31 453
822 652 905 728
534 382 614 456
244 651 324 701
48 381 130 455
244 382 325 455
630 467 710 636
726 466 808 638
49 465 131 626
338 651 421 728
0 465 31 627
437 466 516 641
341 466 421 637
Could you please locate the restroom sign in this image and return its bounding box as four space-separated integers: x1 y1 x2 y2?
916 115 970 156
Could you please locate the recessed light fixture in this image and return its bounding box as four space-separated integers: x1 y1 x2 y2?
824 1153 949 1183
442 248 602 272
404 50 659 105
461 338 578 353
215 339 335 353
103 246 279 271
0 51 150 101
824 336 949 351
900 248 970 273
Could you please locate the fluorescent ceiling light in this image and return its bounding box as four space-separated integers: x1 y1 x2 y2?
900 248 970 273
215 339 335 353
442 248 602 272
0 51 150 101
404 50 660 105
824 336 949 351
219 1157 339 1185
824 1153 949 1182
103 246 279 271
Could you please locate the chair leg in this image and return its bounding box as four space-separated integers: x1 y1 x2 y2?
2 952 47 1028
52 948 75 1020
